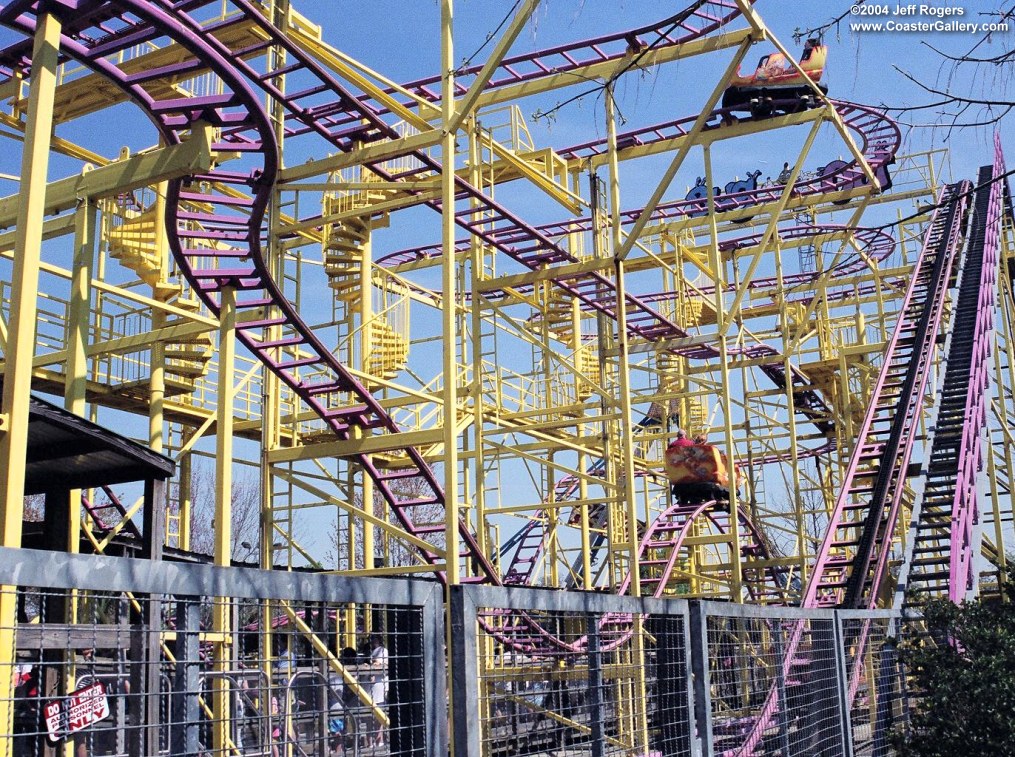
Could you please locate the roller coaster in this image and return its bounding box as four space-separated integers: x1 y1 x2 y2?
0 0 1012 755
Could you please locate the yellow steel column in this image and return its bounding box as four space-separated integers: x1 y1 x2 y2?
441 0 460 585
0 13 60 755
468 117 491 567
606 85 640 592
574 298 594 589
213 286 237 753
606 84 649 756
66 200 96 418
61 195 96 736
149 181 168 454
65 199 96 555
360 231 375 573
772 236 806 584
703 144 743 599
0 9 60 541
440 4 465 755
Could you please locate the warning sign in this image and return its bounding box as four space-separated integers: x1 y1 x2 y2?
43 682 110 743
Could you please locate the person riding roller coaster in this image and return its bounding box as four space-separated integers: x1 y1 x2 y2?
722 38 828 118
664 432 736 505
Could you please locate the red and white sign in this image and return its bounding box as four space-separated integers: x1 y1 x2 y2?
44 682 110 743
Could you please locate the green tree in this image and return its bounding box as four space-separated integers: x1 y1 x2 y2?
894 585 1015 756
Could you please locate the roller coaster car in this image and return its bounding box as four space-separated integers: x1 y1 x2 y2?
663 443 736 502
722 39 828 117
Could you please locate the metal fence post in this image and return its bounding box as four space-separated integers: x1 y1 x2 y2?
449 585 480 757
832 613 855 757
170 596 201 755
422 584 448 757
586 611 605 757
688 601 712 757
650 611 694 757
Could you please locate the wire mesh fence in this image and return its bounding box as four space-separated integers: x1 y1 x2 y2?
839 612 906 757
0 548 444 757
450 586 696 757
0 548 909 757
701 610 847 757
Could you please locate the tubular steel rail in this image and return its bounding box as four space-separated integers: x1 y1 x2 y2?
903 144 1005 607
377 100 901 268
617 500 790 603
360 1 754 120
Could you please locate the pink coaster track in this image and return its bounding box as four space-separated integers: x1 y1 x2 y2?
731 178 978 756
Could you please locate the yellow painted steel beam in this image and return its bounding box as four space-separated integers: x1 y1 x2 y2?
473 256 615 292
212 286 236 754
267 426 446 462
483 134 585 214
441 0 462 589
0 9 60 530
573 106 820 172
0 111 112 166
273 469 447 558
18 17 264 122
470 27 753 112
720 115 825 333
0 242 220 326
31 320 214 369
280 600 389 725
278 30 752 185
0 16 61 756
614 35 756 261
0 125 213 228
279 130 442 182
445 0 541 135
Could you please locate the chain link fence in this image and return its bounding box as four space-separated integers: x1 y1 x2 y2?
0 548 908 756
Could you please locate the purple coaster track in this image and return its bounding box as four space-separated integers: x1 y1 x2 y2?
902 141 1006 606
377 100 901 269
484 498 790 657
727 180 971 756
804 181 971 610
350 1 755 122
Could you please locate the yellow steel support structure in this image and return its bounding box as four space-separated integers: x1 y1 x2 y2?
212 286 237 754
0 2 1008 753
440 0 460 588
0 12 60 754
